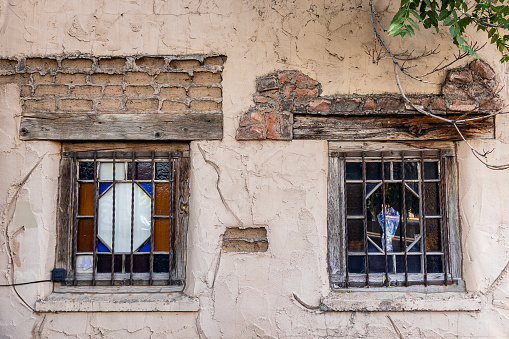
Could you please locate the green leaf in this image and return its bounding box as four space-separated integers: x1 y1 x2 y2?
449 24 460 38
409 9 423 22
408 17 421 31
443 16 456 26
438 9 451 20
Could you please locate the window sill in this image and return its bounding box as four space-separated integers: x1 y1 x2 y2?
35 292 199 312
321 291 481 312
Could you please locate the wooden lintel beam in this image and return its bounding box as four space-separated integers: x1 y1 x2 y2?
293 114 494 141
19 112 223 140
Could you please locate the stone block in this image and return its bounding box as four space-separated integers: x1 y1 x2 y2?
363 97 377 110
125 72 152 85
155 72 191 85
25 58 58 71
125 85 155 97
97 99 121 111
61 58 93 70
55 73 87 85
404 97 430 111
193 72 222 85
377 97 402 110
161 100 188 112
71 85 102 97
479 98 504 111
190 100 220 111
447 70 473 83
334 98 361 112
257 76 278 92
203 56 225 66
126 98 159 111
431 98 447 111
98 58 126 69
59 99 93 111
188 86 222 98
35 85 68 96
159 87 187 98
442 83 469 100
0 74 30 85
91 74 123 85
253 96 268 103
135 57 165 69
20 85 32 97
103 85 123 96
239 109 264 127
23 98 56 111
448 99 477 112
169 59 201 70
278 71 291 84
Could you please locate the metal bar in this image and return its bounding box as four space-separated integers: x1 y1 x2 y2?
381 153 389 286
129 152 135 285
168 154 175 285
72 153 79 286
440 151 448 284
110 152 116 285
92 152 98 285
343 153 349 288
149 152 155 285
402 153 408 286
362 152 369 286
421 153 428 286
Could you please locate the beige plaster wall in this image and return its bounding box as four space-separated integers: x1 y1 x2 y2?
0 0 508 338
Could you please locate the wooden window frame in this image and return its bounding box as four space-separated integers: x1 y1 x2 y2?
55 142 190 293
327 141 462 289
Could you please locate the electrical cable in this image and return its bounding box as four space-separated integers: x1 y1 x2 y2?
0 279 52 287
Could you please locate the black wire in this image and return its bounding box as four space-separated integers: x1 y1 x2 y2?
0 279 52 287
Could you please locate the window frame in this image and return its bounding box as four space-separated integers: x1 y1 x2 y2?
327 141 462 289
55 142 190 292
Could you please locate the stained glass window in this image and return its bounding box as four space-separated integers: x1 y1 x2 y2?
70 150 189 286
329 149 457 288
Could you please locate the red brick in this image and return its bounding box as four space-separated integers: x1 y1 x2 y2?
294 87 319 98
26 58 58 71
378 97 401 110
404 97 430 111
448 99 477 112
91 74 123 85
442 83 469 99
188 87 222 98
32 73 54 84
309 98 331 112
266 113 277 139
363 97 377 110
240 110 264 126
470 60 495 80
103 85 123 96
284 85 296 99
479 98 504 110
278 71 291 84
293 72 318 86
447 70 473 83
0 59 17 71
254 96 268 103
71 85 102 97
97 99 121 111
236 126 264 140
136 57 165 69
431 98 447 111
125 85 154 97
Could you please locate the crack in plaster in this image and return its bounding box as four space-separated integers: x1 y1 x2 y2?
387 315 405 339
197 144 243 226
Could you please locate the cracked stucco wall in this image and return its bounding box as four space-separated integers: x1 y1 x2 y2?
1 0 509 338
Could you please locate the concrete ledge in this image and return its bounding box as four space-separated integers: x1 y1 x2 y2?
321 292 482 312
35 292 200 312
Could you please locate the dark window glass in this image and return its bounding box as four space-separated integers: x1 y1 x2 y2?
155 162 170 180
366 162 381 180
369 255 393 273
154 255 169 273
97 254 122 273
79 162 95 180
348 256 365 273
347 220 364 252
427 255 443 273
424 162 439 179
346 184 363 215
346 162 362 180
127 162 153 180
424 182 440 215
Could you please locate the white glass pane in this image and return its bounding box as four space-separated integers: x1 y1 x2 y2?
99 163 125 181
76 255 93 272
98 183 151 253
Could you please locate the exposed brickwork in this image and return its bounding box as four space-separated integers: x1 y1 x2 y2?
0 54 224 115
222 227 268 252
236 60 504 140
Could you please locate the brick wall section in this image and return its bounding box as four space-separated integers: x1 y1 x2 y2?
0 55 225 114
236 60 503 140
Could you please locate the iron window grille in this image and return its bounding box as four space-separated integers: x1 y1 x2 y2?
58 149 189 287
328 149 461 288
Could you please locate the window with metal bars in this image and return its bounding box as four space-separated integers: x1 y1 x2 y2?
55 144 190 288
328 147 462 288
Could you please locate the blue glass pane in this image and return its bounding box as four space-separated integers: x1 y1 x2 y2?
139 183 152 195
138 241 151 253
97 240 109 252
366 183 379 197
368 255 393 273
99 183 111 195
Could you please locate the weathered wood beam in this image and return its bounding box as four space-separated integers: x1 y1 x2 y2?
293 114 494 141
19 112 223 140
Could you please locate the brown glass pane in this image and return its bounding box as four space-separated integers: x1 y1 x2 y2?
77 219 94 252
155 183 170 215
346 183 363 216
97 254 122 273
347 219 364 252
424 182 440 215
127 162 153 180
79 183 95 216
426 218 441 251
125 255 150 273
154 219 170 251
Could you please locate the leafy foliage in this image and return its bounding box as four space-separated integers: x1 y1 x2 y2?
389 0 509 62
